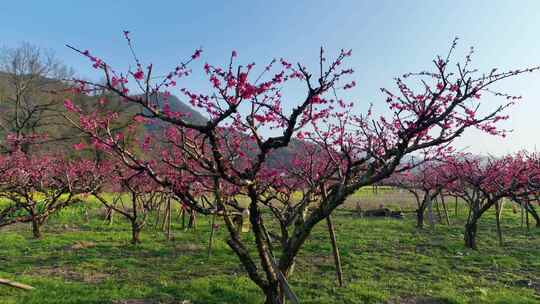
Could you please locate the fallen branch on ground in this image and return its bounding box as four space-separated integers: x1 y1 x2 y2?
0 278 35 290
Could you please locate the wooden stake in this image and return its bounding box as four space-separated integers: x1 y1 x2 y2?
208 212 216 257
427 198 435 229
434 197 443 222
499 199 505 220
495 200 504 246
440 194 451 225
526 198 530 232
154 200 162 229
521 201 525 229
455 196 458 217
166 197 172 240
160 195 168 231
326 215 344 287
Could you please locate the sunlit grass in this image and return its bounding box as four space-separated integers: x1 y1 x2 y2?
0 197 539 303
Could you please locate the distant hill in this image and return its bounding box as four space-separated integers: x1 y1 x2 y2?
143 93 208 129
0 71 321 168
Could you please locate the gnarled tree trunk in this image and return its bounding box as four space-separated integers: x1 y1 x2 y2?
416 208 425 229
31 218 42 239
464 220 478 249
131 221 142 244
525 202 540 227
263 282 281 304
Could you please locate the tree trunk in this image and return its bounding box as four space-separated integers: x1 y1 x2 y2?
264 270 300 304
525 203 540 227
326 215 344 287
188 210 196 230
181 207 186 229
416 208 425 229
264 283 282 304
464 220 478 249
106 207 114 226
131 222 142 244
521 203 525 228
31 218 42 239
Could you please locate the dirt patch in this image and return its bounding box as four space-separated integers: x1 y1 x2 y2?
69 241 97 250
175 243 203 252
0 222 28 232
301 254 334 265
292 254 335 274
46 224 85 233
31 266 109 283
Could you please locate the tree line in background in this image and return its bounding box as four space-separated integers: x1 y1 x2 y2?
0 35 539 303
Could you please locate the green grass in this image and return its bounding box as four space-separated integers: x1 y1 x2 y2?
0 199 539 304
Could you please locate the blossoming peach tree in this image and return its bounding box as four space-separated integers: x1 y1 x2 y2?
0 145 104 238
63 33 537 303
443 153 537 248
92 164 168 244
385 161 458 228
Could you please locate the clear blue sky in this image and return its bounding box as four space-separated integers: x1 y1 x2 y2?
2 0 539 155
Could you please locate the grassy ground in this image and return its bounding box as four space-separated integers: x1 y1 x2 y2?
0 195 539 304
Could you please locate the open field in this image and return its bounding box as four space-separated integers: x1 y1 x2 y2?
1 193 539 304
4 2 540 303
